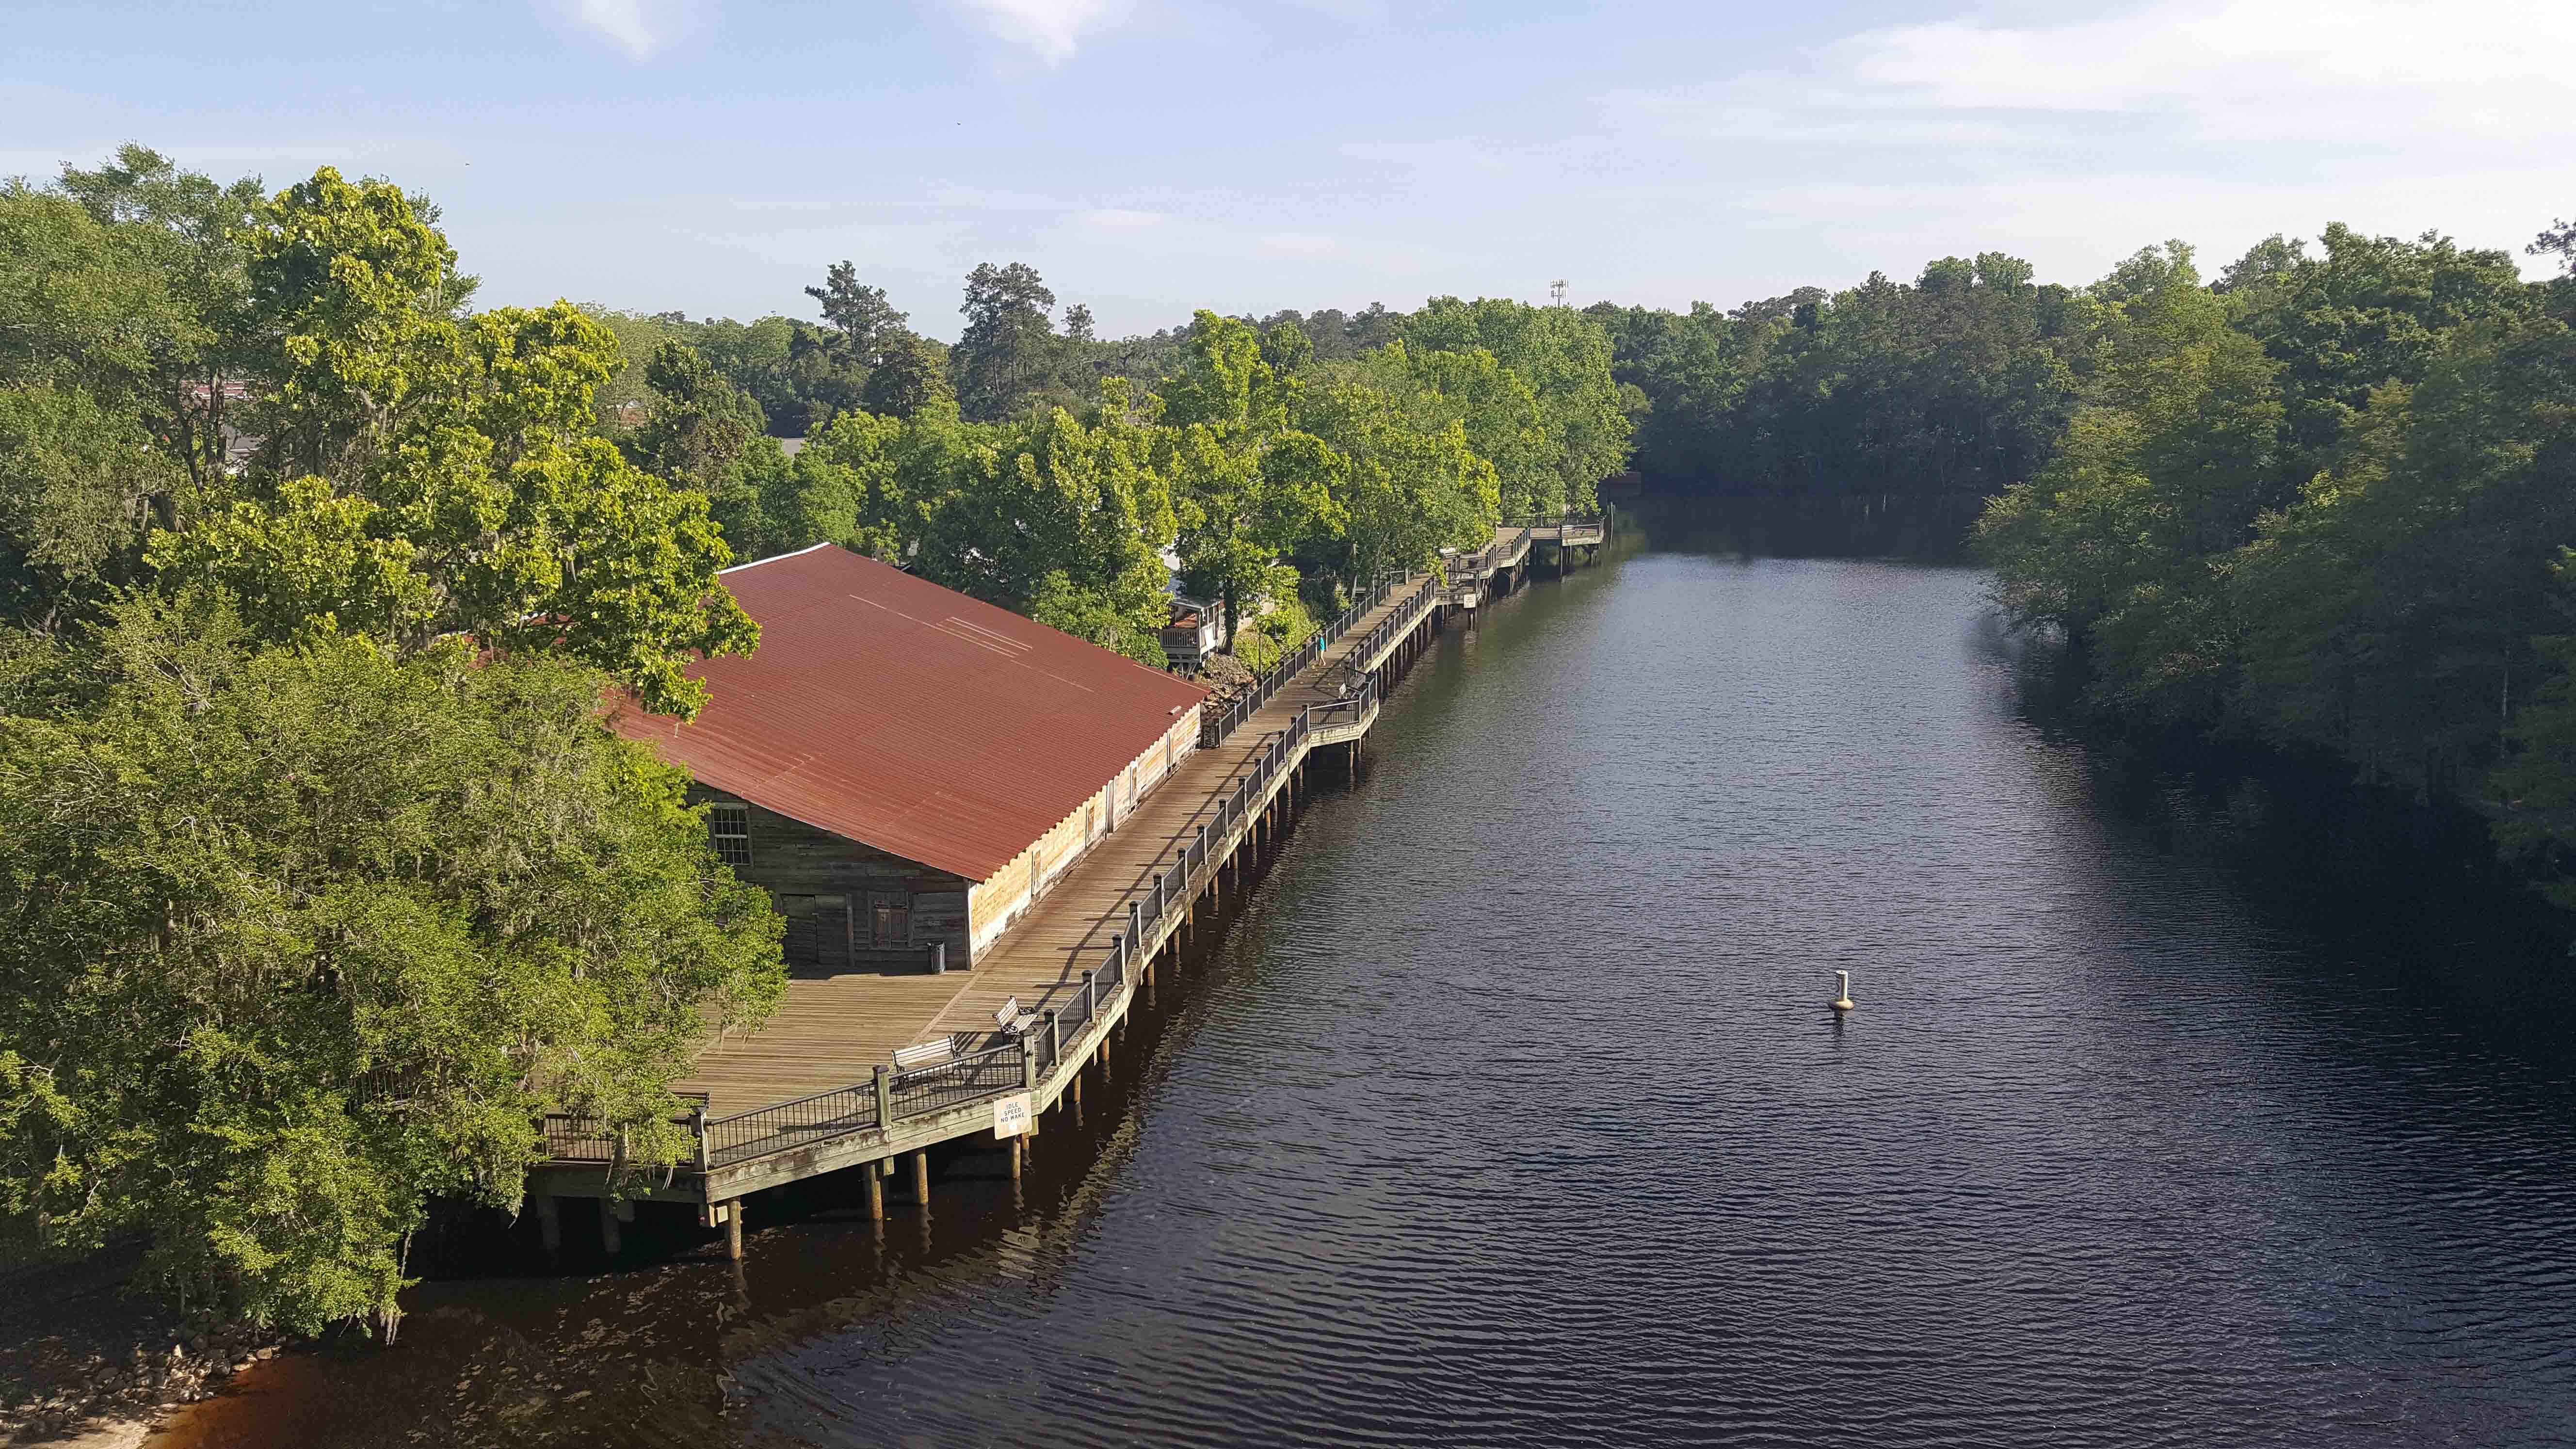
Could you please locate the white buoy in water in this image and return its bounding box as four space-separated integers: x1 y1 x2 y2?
1831 970 1855 1012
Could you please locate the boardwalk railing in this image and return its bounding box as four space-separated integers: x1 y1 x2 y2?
1200 569 1414 748
1346 571 1438 672
547 588 1420 1178
1448 526 1530 581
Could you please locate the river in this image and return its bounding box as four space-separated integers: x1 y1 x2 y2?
162 540 2576 1448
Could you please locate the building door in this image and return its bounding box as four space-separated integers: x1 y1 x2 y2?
813 894 851 975
870 895 911 950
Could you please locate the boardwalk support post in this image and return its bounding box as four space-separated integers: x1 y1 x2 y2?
912 1149 930 1206
725 1201 743 1260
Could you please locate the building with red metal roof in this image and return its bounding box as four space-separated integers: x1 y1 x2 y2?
611 544 1207 974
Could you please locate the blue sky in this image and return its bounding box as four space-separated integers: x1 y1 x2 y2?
11 0 2574 338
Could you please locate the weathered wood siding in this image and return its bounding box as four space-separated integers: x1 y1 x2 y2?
690 786 971 974
966 704 1201 955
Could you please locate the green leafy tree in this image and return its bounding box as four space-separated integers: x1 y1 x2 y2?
2236 316 2576 795
626 339 787 555
0 183 201 630
928 384 1176 653
52 146 267 493
0 599 783 1336
1403 296 1630 512
804 260 910 367
1293 373 1498 582
861 331 954 419
2224 223 2531 482
1976 242 2282 715
150 168 757 717
1159 313 1347 646
951 261 1072 421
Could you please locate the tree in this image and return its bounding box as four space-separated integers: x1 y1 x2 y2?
149 168 757 718
804 260 909 368
53 146 267 493
625 339 786 555
1328 341 1556 521
1295 373 1498 582
0 183 197 630
2224 223 2530 482
951 261 1069 421
927 384 1176 653
0 599 783 1336
1159 313 1346 646
1975 242 2282 716
1403 297 1631 512
2235 316 2576 795
860 332 954 419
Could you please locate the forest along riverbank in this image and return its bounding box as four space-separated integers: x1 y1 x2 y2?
161 542 2576 1449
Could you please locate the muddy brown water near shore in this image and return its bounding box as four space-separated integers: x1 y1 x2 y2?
152 545 2576 1447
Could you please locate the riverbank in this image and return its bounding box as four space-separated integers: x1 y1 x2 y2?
2001 625 2576 959
0 1248 288 1446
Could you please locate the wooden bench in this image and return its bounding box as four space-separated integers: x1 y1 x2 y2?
891 1038 955 1071
993 996 1041 1035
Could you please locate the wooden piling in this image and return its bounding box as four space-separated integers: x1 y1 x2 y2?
912 1149 931 1206
866 1162 884 1221
725 1201 743 1260
1008 1137 1023 1182
534 1194 561 1253
598 1198 622 1256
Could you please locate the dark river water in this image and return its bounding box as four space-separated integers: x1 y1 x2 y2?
164 543 2576 1448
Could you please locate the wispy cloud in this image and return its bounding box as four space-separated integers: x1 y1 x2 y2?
556 0 702 62
946 0 1144 69
938 0 1371 71
1846 0 2576 145
1644 0 2576 157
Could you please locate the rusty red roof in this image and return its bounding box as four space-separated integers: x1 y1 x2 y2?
611 544 1206 882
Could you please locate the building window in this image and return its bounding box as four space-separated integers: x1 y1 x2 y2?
710 805 752 867
871 898 911 949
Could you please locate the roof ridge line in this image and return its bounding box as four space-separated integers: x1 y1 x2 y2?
717 541 837 575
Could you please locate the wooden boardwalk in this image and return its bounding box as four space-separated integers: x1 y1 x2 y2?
527 518 1610 1243
673 570 1443 1115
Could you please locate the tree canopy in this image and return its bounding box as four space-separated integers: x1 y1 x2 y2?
0 152 785 1336
1965 219 2576 902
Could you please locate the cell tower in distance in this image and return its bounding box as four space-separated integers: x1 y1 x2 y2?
1549 279 1569 306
